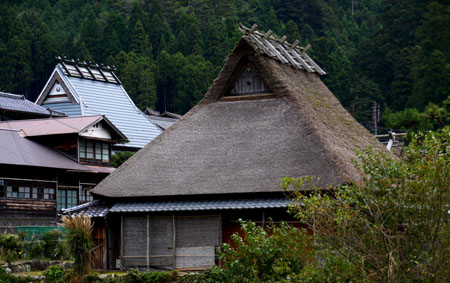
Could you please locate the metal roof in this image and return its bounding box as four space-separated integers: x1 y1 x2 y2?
148 116 178 130
240 24 326 75
0 128 89 170
0 92 65 117
37 66 162 149
63 200 111 217
110 198 291 213
0 115 126 141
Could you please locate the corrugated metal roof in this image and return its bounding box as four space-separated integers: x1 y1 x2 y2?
39 66 162 149
0 115 126 141
62 200 111 217
0 128 89 170
240 24 326 75
0 115 102 136
0 92 65 117
110 199 291 213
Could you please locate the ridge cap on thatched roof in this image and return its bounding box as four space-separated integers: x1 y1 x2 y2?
239 23 326 75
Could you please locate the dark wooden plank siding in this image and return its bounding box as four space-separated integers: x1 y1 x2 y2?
0 199 56 218
230 65 269 95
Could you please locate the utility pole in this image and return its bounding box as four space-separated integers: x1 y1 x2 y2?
372 101 380 135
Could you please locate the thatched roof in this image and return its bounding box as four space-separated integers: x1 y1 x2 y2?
92 27 386 198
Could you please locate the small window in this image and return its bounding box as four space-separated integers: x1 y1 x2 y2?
57 189 78 210
79 138 111 163
7 186 17 198
102 143 109 161
80 184 94 203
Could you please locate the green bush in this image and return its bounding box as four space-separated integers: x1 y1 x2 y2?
218 220 312 282
30 240 44 259
42 230 66 259
0 234 22 263
44 265 66 283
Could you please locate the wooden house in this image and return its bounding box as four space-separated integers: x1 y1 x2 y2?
0 115 126 231
0 92 65 121
67 25 386 270
35 59 161 151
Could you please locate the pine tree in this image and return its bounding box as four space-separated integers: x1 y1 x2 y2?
129 20 153 58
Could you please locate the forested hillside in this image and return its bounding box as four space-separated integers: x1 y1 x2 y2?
0 0 448 132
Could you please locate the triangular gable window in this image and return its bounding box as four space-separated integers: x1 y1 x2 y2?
229 62 269 96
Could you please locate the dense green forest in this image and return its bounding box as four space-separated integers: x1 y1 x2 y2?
0 0 448 132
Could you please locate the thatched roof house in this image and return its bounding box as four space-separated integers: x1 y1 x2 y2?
70 24 386 271
92 25 383 199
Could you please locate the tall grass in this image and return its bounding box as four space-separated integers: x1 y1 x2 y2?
61 213 92 282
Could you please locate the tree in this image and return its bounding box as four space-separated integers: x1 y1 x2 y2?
283 128 450 282
129 20 153 58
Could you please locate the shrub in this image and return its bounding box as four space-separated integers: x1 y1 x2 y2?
284 128 450 282
42 230 66 259
44 265 66 283
61 213 93 282
0 233 22 263
218 220 312 282
30 239 44 259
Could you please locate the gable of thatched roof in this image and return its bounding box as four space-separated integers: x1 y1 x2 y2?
91 26 386 198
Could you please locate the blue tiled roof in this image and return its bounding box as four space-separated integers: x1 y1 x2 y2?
110 198 291 213
0 92 64 117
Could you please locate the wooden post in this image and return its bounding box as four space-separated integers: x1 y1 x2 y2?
120 215 123 271
218 213 222 267
146 214 149 269
172 215 176 269
262 211 265 229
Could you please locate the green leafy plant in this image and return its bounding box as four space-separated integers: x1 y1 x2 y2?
218 220 312 282
62 213 93 282
284 128 450 282
44 265 66 283
42 230 66 259
0 233 22 263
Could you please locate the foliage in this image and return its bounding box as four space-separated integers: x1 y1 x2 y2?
61 213 93 281
383 96 450 131
42 230 67 259
44 265 66 283
218 220 312 282
283 128 450 282
0 266 40 283
0 0 447 128
0 234 22 263
111 151 135 168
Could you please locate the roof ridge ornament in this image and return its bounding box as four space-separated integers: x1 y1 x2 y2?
55 57 122 84
239 23 326 75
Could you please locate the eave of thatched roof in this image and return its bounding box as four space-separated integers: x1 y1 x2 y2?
91 36 387 198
